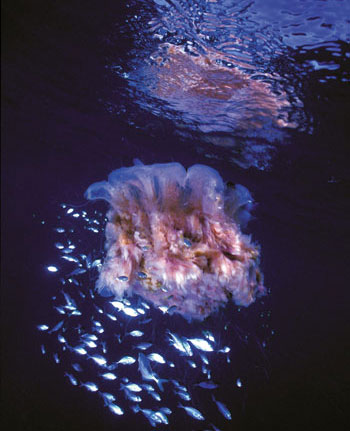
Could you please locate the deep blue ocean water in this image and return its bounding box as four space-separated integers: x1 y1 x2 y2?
2 1 350 430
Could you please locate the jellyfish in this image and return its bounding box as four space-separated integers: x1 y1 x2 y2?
85 160 264 321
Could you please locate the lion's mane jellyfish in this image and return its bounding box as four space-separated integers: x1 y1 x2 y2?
86 160 264 320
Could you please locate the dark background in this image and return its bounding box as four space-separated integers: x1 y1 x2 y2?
2 1 350 430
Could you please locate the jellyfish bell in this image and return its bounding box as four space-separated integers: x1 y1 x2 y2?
85 161 265 321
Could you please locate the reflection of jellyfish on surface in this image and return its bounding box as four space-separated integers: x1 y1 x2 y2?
147 44 292 133
37 162 271 430
86 160 264 321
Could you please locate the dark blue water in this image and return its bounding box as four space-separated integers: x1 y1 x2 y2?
2 1 350 430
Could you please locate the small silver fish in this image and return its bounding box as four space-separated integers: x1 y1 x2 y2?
136 408 156 427
72 363 83 372
54 306 66 315
117 275 129 281
188 338 213 352
147 353 166 364
196 380 218 389
168 331 192 356
123 389 142 402
183 238 192 247
82 333 98 341
150 391 161 401
154 411 168 424
141 383 155 392
135 342 152 350
81 381 98 392
69 268 87 276
117 355 136 365
84 340 97 348
100 392 115 405
178 404 204 420
72 346 87 355
203 330 215 342
37 324 49 331
159 407 172 415
101 372 117 381
108 403 124 415
129 330 144 337
89 354 107 367
58 334 66 344
122 382 142 392
123 307 138 317
64 372 78 386
49 320 64 333
175 390 191 401
212 395 232 420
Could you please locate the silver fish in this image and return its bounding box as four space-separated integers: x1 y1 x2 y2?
71 346 87 355
49 320 64 333
153 411 168 424
150 391 161 401
123 307 139 317
188 338 213 352
100 392 115 405
81 381 98 392
129 330 144 337
69 268 87 276
82 333 98 341
122 382 142 392
72 363 83 372
203 330 215 342
54 306 66 315
84 340 97 348
135 407 156 427
135 342 152 350
178 404 204 420
168 331 192 356
141 383 155 393
138 353 165 390
212 395 232 420
89 354 107 367
37 324 49 331
176 390 191 401
159 407 172 415
196 380 218 389
117 355 136 365
108 403 124 415
101 372 117 380
64 372 78 386
58 334 66 344
147 353 166 364
122 389 142 402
